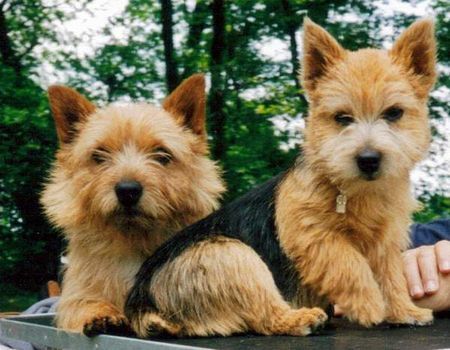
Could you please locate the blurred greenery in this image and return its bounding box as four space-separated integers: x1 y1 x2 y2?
0 0 449 309
415 196 450 223
0 283 38 312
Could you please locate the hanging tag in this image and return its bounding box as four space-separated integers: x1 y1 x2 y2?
336 193 347 214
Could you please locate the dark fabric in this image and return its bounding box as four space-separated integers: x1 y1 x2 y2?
410 218 450 248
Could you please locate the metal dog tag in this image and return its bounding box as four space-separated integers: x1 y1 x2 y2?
336 193 347 214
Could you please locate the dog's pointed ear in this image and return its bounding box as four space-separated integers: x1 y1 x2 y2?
48 86 96 144
301 17 346 94
163 74 206 140
390 19 437 99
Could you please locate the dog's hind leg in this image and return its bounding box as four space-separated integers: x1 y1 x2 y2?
130 312 183 337
129 236 327 337
260 307 328 336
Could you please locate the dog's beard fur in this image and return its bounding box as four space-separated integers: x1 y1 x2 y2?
69 148 185 236
43 103 224 243
41 75 225 334
110 207 157 234
301 23 435 193
312 118 428 186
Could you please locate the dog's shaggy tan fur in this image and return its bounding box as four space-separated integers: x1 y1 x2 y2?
276 18 436 326
125 18 437 338
41 75 225 334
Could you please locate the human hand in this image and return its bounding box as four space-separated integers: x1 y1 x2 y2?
334 240 450 317
403 240 450 311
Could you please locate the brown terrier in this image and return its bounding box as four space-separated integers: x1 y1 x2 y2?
41 74 225 335
125 18 436 338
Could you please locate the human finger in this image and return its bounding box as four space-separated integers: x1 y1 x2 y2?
403 250 425 299
435 240 450 274
417 245 439 294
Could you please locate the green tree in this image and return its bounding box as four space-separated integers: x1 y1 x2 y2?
0 0 89 291
1 0 449 307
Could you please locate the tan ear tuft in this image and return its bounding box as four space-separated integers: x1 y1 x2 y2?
47 86 96 144
390 18 437 99
301 18 346 94
163 74 206 140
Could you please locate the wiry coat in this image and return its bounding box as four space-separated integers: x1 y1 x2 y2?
41 75 225 335
125 18 437 337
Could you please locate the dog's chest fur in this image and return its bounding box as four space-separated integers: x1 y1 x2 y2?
63 227 163 308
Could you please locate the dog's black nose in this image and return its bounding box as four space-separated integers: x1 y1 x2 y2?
115 181 143 207
356 149 381 178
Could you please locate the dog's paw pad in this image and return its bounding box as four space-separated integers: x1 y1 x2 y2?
83 315 131 337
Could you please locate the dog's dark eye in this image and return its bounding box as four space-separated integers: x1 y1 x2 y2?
383 107 403 122
92 147 109 164
334 113 354 126
153 147 173 165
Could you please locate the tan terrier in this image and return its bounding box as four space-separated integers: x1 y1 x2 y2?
41 74 225 335
125 18 437 338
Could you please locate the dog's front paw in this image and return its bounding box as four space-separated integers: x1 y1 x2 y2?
293 307 329 336
83 313 132 337
271 307 328 336
345 300 385 327
386 306 433 326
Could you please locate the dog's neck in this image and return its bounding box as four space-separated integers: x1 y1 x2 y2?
66 223 175 258
277 163 415 250
288 161 416 216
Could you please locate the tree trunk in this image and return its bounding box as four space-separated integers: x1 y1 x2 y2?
12 189 61 288
160 0 179 92
280 0 307 104
209 0 226 160
182 0 209 78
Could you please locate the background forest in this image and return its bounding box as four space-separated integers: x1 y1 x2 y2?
0 0 449 310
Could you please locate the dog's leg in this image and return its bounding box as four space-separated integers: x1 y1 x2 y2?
281 231 386 327
57 297 130 336
370 244 433 326
260 307 328 336
130 312 182 337
127 236 327 337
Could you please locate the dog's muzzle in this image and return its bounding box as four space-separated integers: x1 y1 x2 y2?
356 149 381 180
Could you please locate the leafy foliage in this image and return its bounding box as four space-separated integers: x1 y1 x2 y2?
415 195 450 223
0 0 449 301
